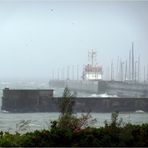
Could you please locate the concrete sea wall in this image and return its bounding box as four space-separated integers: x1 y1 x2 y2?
73 97 148 112
50 80 99 94
2 88 54 112
1 88 148 112
50 80 148 97
105 81 148 97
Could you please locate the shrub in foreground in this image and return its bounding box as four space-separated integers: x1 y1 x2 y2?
0 123 148 147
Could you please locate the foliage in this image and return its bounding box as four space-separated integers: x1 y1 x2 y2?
104 112 124 128
0 122 148 146
56 87 95 131
52 113 93 131
0 132 21 147
58 87 75 115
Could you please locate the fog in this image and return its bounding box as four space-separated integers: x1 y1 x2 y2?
0 1 148 80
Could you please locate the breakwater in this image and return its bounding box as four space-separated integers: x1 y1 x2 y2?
1 88 148 113
2 88 54 112
50 80 148 97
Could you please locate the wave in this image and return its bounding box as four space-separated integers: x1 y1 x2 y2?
88 93 118 98
1 110 9 113
29 123 41 127
135 110 145 113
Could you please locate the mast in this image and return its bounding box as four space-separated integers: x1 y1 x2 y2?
111 60 114 80
135 60 138 82
132 42 134 81
52 68 54 80
57 67 60 80
72 65 74 80
144 66 146 83
77 64 79 80
67 66 70 80
62 67 65 80
120 60 124 81
138 55 140 82
120 61 122 81
147 65 148 82
125 60 127 81
116 56 119 81
129 50 131 80
88 49 96 66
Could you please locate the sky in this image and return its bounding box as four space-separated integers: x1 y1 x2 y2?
0 0 148 80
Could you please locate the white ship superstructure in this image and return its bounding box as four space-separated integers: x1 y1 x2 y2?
82 50 103 80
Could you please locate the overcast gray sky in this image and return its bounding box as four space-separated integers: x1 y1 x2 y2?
0 0 148 80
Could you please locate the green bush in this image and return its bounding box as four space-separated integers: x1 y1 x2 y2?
0 132 21 147
0 123 148 147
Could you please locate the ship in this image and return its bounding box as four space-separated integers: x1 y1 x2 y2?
82 50 103 81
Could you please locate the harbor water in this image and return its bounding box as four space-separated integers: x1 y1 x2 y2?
0 79 148 132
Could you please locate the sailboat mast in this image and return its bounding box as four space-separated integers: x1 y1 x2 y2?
129 50 131 80
132 42 134 81
125 60 127 81
138 55 140 82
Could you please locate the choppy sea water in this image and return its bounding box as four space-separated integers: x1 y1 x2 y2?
0 79 148 132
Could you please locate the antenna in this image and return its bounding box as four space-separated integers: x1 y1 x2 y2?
88 49 97 66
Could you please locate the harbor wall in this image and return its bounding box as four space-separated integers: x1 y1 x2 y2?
73 97 148 112
50 80 99 94
1 88 148 112
2 88 54 112
50 80 148 97
105 81 148 97
66 80 98 94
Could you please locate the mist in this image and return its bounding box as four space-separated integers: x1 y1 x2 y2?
0 1 148 80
